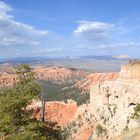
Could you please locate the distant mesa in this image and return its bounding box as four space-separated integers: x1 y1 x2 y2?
112 55 130 59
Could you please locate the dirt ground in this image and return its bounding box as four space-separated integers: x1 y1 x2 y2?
113 128 140 140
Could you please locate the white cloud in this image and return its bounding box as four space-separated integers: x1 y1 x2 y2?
74 21 114 41
74 21 114 34
0 1 11 12
0 1 49 46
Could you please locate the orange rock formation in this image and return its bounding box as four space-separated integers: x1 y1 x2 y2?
33 66 85 81
34 100 78 126
75 73 118 92
44 101 78 126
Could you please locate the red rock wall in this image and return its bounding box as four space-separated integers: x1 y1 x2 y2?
35 101 78 126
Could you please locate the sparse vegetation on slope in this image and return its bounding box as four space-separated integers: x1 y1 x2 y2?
39 78 90 106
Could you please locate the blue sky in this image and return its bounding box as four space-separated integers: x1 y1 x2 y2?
0 0 140 59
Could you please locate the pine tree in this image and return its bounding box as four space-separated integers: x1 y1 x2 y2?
0 64 64 140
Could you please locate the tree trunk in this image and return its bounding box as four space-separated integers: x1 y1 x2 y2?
41 91 46 122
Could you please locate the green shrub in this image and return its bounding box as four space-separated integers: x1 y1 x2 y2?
131 104 140 119
96 124 107 137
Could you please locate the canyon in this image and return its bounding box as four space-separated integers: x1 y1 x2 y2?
0 61 140 140
32 62 140 140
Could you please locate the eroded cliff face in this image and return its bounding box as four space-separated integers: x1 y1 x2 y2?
44 100 78 126
89 61 140 139
29 100 78 127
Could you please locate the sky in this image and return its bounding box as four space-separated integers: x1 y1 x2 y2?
0 0 140 59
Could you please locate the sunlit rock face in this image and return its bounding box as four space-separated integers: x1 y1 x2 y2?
44 100 78 126
119 60 140 79
90 61 140 139
32 100 78 127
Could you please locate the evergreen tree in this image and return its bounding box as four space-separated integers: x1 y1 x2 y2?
0 64 64 140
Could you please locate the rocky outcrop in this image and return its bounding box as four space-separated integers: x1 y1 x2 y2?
89 61 140 139
119 60 140 79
